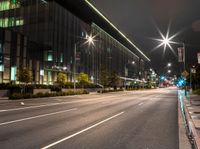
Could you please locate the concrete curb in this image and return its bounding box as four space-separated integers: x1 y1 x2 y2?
178 99 192 149
184 101 200 149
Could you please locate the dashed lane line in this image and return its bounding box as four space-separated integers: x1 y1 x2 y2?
41 112 124 149
0 108 77 126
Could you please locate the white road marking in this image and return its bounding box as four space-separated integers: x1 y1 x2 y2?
138 102 144 106
41 112 124 149
0 108 77 126
0 95 120 113
20 102 25 105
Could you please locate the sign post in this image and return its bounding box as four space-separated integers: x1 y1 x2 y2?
178 44 187 96
198 53 200 64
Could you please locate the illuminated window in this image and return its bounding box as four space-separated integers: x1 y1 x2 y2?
47 51 53 61
81 32 85 37
60 53 63 63
11 66 16 81
0 17 24 28
40 69 44 76
16 19 23 26
0 64 4 72
0 0 20 12
48 71 52 84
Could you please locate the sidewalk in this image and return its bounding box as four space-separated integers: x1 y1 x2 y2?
179 90 200 149
0 97 9 103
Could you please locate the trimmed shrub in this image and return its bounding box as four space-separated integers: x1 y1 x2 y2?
193 89 200 95
9 90 89 100
23 93 33 99
97 89 123 94
9 93 24 100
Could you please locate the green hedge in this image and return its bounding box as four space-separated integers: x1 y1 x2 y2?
193 89 200 95
97 89 124 93
9 90 89 100
0 83 102 90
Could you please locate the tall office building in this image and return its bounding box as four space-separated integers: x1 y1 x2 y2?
0 0 150 84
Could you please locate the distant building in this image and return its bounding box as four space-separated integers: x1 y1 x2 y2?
0 0 150 84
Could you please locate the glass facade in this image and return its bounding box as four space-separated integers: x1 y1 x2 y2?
0 28 43 83
0 0 146 84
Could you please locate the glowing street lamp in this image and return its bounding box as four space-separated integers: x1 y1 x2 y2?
167 63 172 67
132 61 135 64
168 70 171 74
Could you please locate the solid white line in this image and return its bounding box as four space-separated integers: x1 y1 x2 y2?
0 95 121 113
0 108 77 126
41 112 124 149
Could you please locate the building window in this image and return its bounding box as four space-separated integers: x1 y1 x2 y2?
11 66 16 81
0 64 4 72
81 32 85 37
48 71 52 84
16 19 24 26
47 51 53 61
60 53 63 63
0 17 24 28
40 69 44 76
0 43 2 53
0 0 20 12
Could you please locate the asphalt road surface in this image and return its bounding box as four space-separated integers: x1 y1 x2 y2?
0 87 179 149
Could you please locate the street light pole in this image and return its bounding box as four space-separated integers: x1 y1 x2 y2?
73 35 95 92
73 43 77 92
124 61 135 90
124 65 127 90
183 42 186 71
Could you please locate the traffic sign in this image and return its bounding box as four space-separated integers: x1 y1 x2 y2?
182 70 189 77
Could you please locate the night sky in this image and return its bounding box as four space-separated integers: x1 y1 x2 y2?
90 0 200 75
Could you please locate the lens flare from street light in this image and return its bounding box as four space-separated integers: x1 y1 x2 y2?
88 36 94 43
86 34 94 45
81 32 97 46
150 22 183 57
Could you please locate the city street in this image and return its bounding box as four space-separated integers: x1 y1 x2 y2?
0 88 178 149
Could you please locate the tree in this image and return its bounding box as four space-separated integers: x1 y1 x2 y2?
108 71 120 90
57 72 67 87
77 72 89 88
17 67 33 84
99 67 109 88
